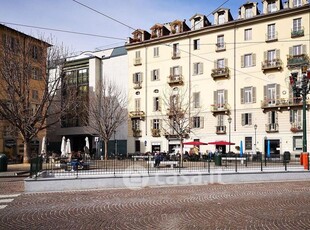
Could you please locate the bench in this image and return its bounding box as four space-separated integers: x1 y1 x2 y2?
222 157 247 164
132 156 153 161
147 161 179 168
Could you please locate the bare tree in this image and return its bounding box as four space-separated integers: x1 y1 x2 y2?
161 87 199 160
87 79 127 161
0 31 69 163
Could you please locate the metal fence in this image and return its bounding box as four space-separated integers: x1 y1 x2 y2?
30 152 309 178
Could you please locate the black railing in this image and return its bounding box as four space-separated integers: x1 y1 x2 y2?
34 152 309 179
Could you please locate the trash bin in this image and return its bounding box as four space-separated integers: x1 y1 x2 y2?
0 154 8 172
283 151 290 163
214 154 222 166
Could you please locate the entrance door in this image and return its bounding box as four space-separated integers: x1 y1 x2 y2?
135 140 140 153
264 139 280 158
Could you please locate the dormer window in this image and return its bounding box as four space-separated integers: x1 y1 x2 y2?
194 18 202 30
267 1 277 13
218 13 225 24
293 0 302 7
245 7 253 18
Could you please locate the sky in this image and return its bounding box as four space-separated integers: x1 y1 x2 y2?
1 0 250 55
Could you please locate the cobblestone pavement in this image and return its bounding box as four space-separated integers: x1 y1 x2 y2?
0 180 310 229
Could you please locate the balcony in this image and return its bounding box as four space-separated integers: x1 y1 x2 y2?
265 123 279 133
171 51 180 59
151 129 161 137
287 54 309 68
216 125 226 134
129 111 145 120
133 57 142 66
290 123 302 133
211 103 230 115
133 82 142 89
261 59 282 72
132 129 142 137
265 32 278 42
211 67 229 79
215 43 226 52
168 75 184 86
291 28 304 38
261 97 308 111
164 133 180 140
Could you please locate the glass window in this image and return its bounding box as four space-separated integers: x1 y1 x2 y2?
293 136 302 151
244 29 252 41
293 18 302 32
242 113 252 126
267 1 277 13
217 35 224 49
193 117 201 128
218 13 225 24
245 7 253 18
133 72 142 83
153 97 160 111
245 137 252 150
132 120 140 130
267 24 276 40
244 87 253 103
193 39 200 50
244 54 252 67
153 47 159 57
153 119 160 129
193 92 200 108
293 0 302 7
193 62 203 75
151 69 159 81
293 45 302 56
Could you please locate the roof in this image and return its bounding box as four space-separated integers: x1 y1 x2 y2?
110 46 127 58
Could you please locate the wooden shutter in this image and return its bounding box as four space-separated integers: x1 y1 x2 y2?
132 73 136 83
193 63 198 75
199 63 203 74
157 69 160 80
252 87 256 103
252 53 256 66
276 49 280 59
241 114 245 126
214 60 217 68
241 55 244 68
241 88 244 104
249 113 252 125
276 84 280 100
302 45 307 55
264 85 267 101
290 110 293 123
179 66 182 75
264 51 267 61
200 116 204 128
224 90 228 104
289 47 293 56
214 91 217 106
170 67 173 76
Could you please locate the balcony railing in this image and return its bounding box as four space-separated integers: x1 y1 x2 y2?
211 67 229 79
133 57 142 66
290 123 302 133
211 103 230 115
261 59 282 71
132 129 142 137
151 129 161 137
287 54 309 68
291 27 304 38
265 32 278 42
215 43 226 52
168 75 184 86
266 123 279 133
133 82 142 89
216 125 226 134
261 97 307 110
129 111 145 120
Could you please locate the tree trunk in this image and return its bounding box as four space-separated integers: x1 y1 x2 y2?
23 141 31 163
104 140 108 161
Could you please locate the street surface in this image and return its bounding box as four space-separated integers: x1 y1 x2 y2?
0 176 310 229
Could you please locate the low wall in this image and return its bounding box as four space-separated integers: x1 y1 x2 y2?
24 171 310 193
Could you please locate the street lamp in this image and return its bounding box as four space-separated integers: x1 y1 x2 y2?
254 124 257 154
290 66 310 153
228 117 232 153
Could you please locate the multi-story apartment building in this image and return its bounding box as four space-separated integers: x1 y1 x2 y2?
0 24 49 161
48 46 128 157
126 0 310 156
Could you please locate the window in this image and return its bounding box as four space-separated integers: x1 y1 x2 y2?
214 90 227 110
193 39 200 50
170 66 181 78
78 69 88 84
245 137 253 150
290 110 302 124
153 97 160 111
267 24 276 40
151 69 159 81
152 119 160 129
218 12 225 24
245 7 253 18
293 136 302 151
193 62 203 75
244 29 252 41
264 84 279 105
172 43 180 57
217 59 225 69
193 18 203 30
135 51 140 58
133 72 142 83
132 120 140 130
217 115 225 132
192 116 203 128
293 0 302 7
193 92 200 108
268 111 278 125
32 67 42 80
293 18 302 32
242 113 252 126
291 45 304 56
32 90 39 100
267 1 277 13
153 47 159 57
217 35 225 49
241 87 256 104
134 98 141 111
241 53 256 67
32 45 39 59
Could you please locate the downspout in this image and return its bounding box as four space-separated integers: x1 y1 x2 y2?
144 45 148 138
234 23 237 131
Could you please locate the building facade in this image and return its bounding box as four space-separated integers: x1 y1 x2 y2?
126 0 310 156
48 46 128 157
0 24 49 160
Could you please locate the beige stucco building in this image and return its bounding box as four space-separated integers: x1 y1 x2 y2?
126 0 310 156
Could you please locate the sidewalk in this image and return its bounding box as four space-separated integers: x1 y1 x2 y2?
0 163 30 177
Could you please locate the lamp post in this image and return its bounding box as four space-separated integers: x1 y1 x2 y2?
254 124 257 154
290 66 310 153
228 117 232 153
114 130 117 156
